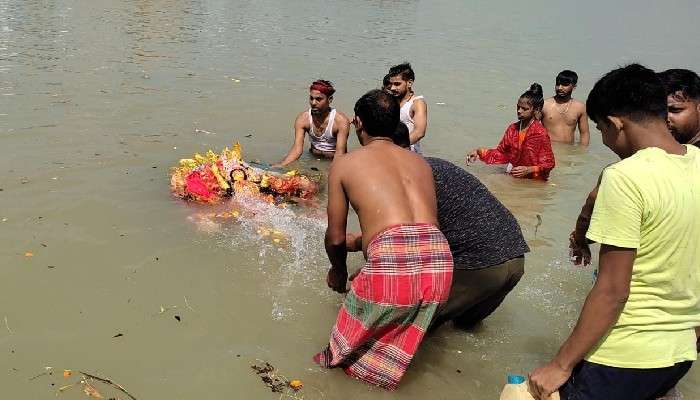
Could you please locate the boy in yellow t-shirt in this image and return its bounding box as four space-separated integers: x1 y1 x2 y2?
528 64 700 400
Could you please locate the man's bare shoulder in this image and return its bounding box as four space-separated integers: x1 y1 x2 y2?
334 110 351 126
335 110 350 122
572 98 585 107
412 96 427 108
328 147 375 185
571 99 586 114
542 98 556 112
327 152 351 178
294 110 310 127
332 146 365 166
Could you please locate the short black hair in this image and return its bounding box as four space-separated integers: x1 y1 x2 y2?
382 73 391 88
520 83 544 110
657 68 700 101
586 64 667 124
388 62 415 81
392 122 410 148
556 70 578 86
354 89 400 137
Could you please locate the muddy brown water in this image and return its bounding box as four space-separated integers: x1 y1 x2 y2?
1 0 699 398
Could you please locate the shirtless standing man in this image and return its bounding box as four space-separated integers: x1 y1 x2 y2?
386 63 428 153
542 70 590 145
314 89 453 390
276 80 350 167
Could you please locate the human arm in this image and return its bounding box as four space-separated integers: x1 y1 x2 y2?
528 245 634 399
465 149 480 164
345 232 362 252
324 161 349 293
526 127 556 179
578 106 590 146
334 113 350 156
569 173 603 266
530 167 643 398
409 99 427 144
470 125 514 165
276 114 306 167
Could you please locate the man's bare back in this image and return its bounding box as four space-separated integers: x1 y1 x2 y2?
542 97 590 145
329 140 437 253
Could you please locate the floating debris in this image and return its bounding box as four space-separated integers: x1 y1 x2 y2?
32 367 137 400
194 128 217 135
184 296 195 311
4 316 12 334
289 380 303 391
251 361 288 393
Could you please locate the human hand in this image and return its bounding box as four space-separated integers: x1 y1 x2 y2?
465 149 480 164
510 166 531 178
345 232 362 252
326 267 348 293
569 230 591 266
528 361 571 400
349 268 361 281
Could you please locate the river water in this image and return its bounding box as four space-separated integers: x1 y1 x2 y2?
1 0 699 399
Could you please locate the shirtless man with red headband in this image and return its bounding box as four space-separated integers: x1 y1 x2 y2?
276 80 351 167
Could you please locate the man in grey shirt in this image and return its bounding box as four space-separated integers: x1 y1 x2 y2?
346 124 529 330
425 156 528 330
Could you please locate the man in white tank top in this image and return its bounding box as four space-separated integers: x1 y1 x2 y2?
276 80 350 167
386 63 428 153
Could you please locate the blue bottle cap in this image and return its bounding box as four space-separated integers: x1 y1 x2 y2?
507 374 526 384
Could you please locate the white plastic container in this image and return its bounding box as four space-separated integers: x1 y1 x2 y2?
499 375 560 400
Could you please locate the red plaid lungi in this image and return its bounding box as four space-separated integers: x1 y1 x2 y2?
314 223 453 390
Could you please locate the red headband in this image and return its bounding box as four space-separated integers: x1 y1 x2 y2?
310 81 335 96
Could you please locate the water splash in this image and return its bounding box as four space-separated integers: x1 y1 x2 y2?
187 193 328 319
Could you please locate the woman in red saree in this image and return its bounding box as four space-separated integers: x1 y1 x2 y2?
467 84 555 180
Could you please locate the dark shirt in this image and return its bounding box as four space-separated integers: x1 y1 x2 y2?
426 157 529 269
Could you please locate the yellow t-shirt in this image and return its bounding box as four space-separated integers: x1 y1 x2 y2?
585 145 700 369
